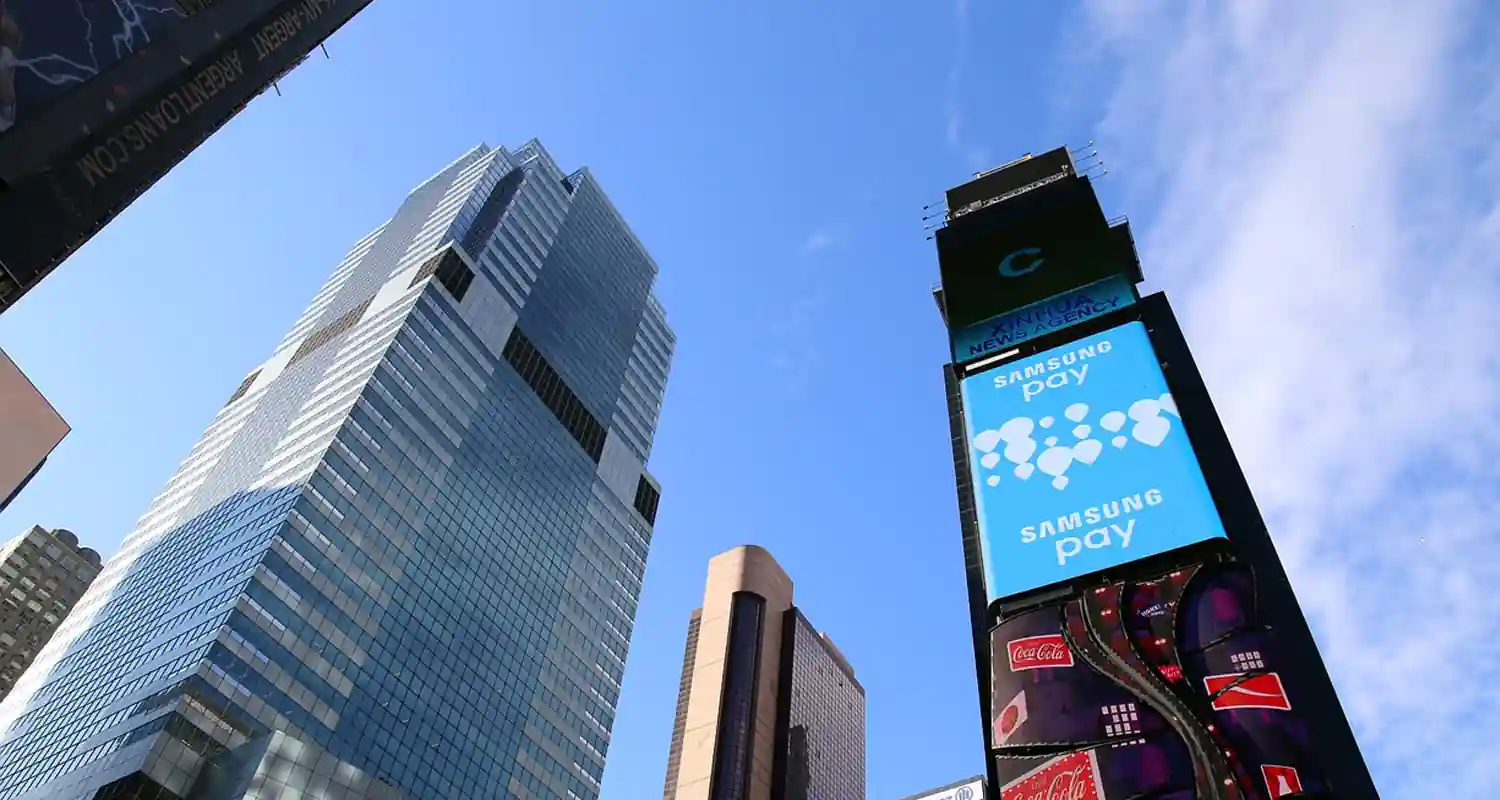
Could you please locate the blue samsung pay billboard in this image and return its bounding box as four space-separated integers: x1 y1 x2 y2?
960 321 1226 602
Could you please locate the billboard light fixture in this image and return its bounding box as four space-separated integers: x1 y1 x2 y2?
963 349 1020 373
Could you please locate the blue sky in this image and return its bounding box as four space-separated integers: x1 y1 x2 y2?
3 0 1499 797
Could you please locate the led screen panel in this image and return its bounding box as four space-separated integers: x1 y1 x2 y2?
959 321 1226 602
951 274 1136 363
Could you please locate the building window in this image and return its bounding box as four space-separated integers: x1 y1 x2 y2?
225 369 261 407
710 592 765 800
633 477 661 525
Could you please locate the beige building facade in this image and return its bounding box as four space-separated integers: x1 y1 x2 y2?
664 545 865 800
0 347 69 512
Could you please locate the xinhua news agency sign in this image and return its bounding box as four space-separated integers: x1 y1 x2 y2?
952 275 1135 363
959 321 1226 602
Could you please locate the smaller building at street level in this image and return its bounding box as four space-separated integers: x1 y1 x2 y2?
896 776 986 800
663 545 865 800
0 526 101 701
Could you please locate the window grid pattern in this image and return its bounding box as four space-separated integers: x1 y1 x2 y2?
782 611 866 800
661 609 700 799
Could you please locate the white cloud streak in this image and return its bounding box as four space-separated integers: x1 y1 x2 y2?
1077 0 1500 794
800 229 837 256
945 0 973 149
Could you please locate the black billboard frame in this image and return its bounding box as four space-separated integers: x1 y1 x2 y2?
944 293 1379 798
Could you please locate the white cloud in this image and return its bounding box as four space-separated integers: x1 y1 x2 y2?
945 0 973 149
1076 0 1500 794
800 229 837 256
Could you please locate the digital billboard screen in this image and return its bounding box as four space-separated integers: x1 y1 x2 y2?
951 274 1136 363
936 176 1121 331
1 1 182 136
959 321 1226 602
0 0 370 313
987 558 1330 800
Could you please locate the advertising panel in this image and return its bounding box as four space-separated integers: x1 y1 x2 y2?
0 0 370 313
936 176 1121 331
959 322 1226 602
946 146 1074 221
987 555 1330 800
0 347 67 508
951 275 1136 363
0 1 193 139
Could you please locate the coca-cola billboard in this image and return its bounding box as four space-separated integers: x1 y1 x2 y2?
996 733 1199 800
987 555 1330 799
998 750 1104 800
1007 635 1074 671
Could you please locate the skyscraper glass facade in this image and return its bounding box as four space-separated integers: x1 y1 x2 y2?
779 611 865 800
0 140 674 800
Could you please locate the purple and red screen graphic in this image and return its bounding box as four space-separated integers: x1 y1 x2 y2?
989 559 1325 799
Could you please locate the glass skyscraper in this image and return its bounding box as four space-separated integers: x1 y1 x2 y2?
0 139 674 800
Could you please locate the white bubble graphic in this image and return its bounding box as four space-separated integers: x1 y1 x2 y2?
974 429 1003 453
1036 446 1075 491
1073 439 1103 464
1128 399 1172 447
997 417 1038 465
999 417 1034 438
973 392 1181 494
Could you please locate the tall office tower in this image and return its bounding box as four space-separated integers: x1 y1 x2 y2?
663 546 865 800
0 347 69 512
0 527 101 701
0 139 675 800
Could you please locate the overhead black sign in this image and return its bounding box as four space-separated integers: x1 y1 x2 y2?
0 0 372 314
936 175 1123 330
946 146 1074 221
0 0 299 186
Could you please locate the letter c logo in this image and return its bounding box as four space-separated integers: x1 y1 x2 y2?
998 247 1044 278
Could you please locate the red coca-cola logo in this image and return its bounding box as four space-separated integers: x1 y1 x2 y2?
1204 672 1292 711
1262 765 1303 798
1008 635 1075 671
1001 750 1103 800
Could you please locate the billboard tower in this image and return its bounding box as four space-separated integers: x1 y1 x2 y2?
934 147 1378 799
0 0 375 314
